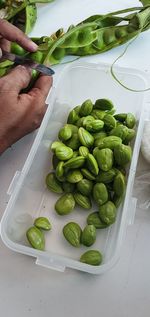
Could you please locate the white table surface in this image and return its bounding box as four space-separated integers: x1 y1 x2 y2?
1 1 150 316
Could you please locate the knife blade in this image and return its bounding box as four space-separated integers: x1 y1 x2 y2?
0 49 55 76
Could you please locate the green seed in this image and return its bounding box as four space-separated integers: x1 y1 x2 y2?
97 136 122 150
103 114 116 131
87 212 108 229
95 148 114 171
55 145 73 160
99 201 116 225
114 144 132 166
93 183 108 206
113 172 126 196
62 182 75 193
56 161 65 181
55 193 75 215
94 98 114 110
78 127 94 148
113 194 124 208
81 225 96 247
96 169 116 184
86 119 104 132
66 169 83 183
74 192 92 209
80 250 102 266
79 146 89 157
64 156 85 169
26 227 45 250
86 153 99 175
79 99 93 116
46 172 63 194
58 124 72 141
81 168 96 181
125 113 136 128
51 141 64 152
63 222 82 247
77 178 93 196
34 217 52 231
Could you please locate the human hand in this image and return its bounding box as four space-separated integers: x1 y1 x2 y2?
0 66 52 154
0 19 52 154
0 18 38 52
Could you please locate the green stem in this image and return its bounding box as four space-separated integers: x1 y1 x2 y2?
110 32 150 92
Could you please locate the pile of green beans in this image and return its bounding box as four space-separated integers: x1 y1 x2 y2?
45 98 136 266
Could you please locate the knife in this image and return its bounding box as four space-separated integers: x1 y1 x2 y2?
0 49 55 76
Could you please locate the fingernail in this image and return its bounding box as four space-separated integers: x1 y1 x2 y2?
29 41 38 51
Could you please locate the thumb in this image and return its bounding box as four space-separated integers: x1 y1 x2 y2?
2 65 31 93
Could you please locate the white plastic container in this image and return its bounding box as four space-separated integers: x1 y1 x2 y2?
0 61 148 274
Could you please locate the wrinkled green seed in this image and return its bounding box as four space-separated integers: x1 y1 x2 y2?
80 99 93 116
55 193 75 215
63 222 82 247
77 178 93 196
94 99 114 110
81 168 96 180
93 183 108 206
79 146 89 157
87 212 108 228
74 192 92 209
55 145 73 161
34 217 52 231
66 169 83 183
46 173 63 193
96 148 113 171
81 225 96 246
80 250 102 266
99 201 116 225
26 227 45 250
86 153 99 175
